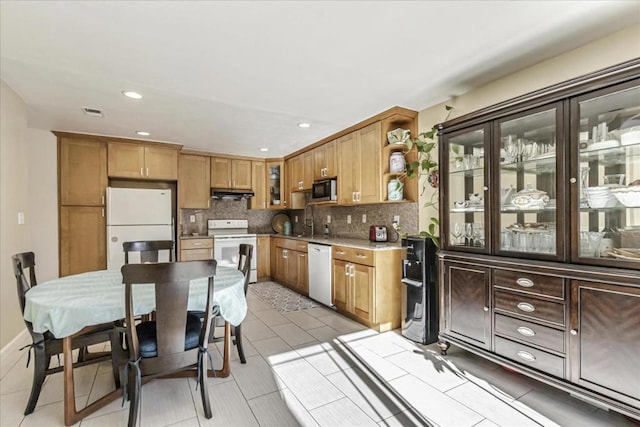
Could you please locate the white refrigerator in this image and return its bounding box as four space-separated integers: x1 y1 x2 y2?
106 187 174 269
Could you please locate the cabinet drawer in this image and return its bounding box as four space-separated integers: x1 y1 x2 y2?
180 248 213 261
332 245 374 266
495 314 564 354
276 238 307 251
494 291 565 326
494 269 564 299
181 238 213 250
495 336 565 378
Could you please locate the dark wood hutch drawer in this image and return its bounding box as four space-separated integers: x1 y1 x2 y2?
494 291 565 326
495 313 564 354
494 269 564 299
495 336 565 378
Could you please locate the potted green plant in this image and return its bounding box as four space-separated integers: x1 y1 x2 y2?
400 105 454 247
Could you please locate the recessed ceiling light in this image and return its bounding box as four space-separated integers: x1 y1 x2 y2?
260 148 269 152
136 131 150 136
297 122 311 128
122 91 143 99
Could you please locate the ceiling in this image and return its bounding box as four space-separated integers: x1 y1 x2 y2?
1 1 639 158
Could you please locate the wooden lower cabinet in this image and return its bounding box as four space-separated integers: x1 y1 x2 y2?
442 262 491 350
257 236 270 279
439 253 640 419
295 251 308 295
271 238 308 295
570 281 640 406
179 238 213 261
332 245 402 332
59 206 106 276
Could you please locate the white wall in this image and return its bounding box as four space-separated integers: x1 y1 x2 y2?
26 129 58 283
0 83 59 349
0 81 30 348
418 25 640 232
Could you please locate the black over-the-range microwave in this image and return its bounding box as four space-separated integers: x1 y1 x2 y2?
312 178 337 201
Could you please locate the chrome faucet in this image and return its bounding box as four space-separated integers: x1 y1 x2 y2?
303 203 314 237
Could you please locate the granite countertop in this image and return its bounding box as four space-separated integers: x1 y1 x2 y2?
269 234 402 250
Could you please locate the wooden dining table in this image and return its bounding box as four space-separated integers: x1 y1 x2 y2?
23 266 247 425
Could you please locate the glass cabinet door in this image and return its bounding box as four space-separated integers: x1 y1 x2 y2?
266 161 284 209
495 104 563 259
573 81 640 268
442 124 490 252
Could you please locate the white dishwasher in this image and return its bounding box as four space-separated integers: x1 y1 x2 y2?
307 243 333 307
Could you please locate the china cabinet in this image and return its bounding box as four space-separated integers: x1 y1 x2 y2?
438 59 640 420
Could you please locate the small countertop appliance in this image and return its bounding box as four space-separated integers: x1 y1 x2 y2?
369 226 388 242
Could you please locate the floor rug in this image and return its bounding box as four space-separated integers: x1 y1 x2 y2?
248 281 320 312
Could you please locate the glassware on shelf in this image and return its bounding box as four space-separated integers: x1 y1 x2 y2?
451 223 463 246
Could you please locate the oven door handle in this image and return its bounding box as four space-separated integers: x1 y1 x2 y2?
213 236 256 241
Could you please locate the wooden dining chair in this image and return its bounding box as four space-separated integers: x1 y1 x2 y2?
12 252 123 415
123 240 175 264
209 243 252 364
121 260 217 427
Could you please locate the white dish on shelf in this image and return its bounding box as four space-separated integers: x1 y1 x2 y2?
586 140 620 151
610 186 640 207
621 129 640 146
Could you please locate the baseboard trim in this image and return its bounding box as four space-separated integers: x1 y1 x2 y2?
1 328 28 358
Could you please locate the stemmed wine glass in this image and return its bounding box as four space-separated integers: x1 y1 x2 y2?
473 223 485 247
464 223 474 246
451 223 463 245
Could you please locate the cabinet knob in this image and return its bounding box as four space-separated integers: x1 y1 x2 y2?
483 306 489 312
517 326 536 337
516 350 536 362
569 178 577 184
570 329 578 336
516 278 534 288
516 302 535 312
483 186 489 191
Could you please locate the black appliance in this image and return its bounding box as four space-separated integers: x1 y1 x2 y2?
401 236 438 344
311 178 337 202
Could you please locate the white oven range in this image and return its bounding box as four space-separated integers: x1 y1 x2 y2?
208 219 257 283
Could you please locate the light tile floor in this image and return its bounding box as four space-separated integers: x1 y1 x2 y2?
1 289 638 427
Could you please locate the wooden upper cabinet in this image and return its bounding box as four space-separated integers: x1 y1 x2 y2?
337 131 358 205
301 151 313 190
59 138 107 206
108 142 178 180
314 140 337 180
232 159 252 189
211 157 232 187
356 122 382 204
178 154 211 209
210 157 252 189
144 146 178 180
250 161 266 209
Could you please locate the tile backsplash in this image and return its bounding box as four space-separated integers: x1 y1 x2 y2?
180 199 418 240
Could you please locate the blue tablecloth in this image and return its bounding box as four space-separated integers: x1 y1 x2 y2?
23 266 247 338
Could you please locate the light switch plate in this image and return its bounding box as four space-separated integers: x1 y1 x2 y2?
347 215 351 224
362 214 367 223
189 215 196 223
294 215 298 223
18 212 25 225
393 215 400 224
327 215 331 224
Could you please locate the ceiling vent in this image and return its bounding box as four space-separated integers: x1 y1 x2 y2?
82 107 104 117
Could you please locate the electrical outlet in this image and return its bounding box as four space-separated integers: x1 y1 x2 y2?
17 212 25 225
327 215 331 224
347 215 351 224
294 215 298 223
362 214 367 223
189 215 196 223
393 215 400 225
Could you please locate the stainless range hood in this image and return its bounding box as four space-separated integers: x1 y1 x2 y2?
211 188 255 200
